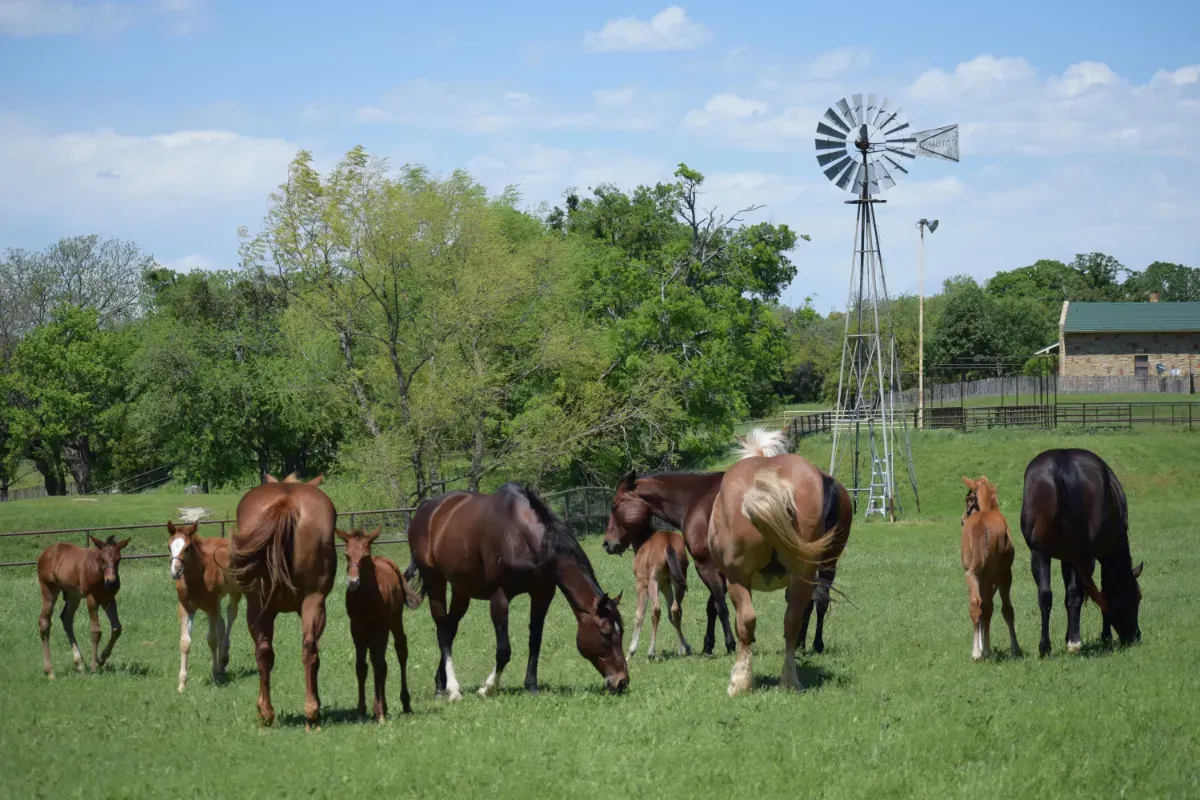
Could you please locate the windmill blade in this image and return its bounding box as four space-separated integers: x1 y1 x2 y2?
836 98 854 127
912 124 960 162
875 159 897 191
871 97 891 128
866 162 881 195
817 150 848 167
817 121 848 140
823 155 854 181
851 94 863 125
823 107 851 133
883 155 910 175
885 146 916 160
883 119 911 137
816 138 846 151
836 161 859 190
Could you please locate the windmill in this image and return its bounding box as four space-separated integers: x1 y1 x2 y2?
815 94 958 520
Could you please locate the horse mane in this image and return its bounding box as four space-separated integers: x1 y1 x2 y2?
735 427 789 460
504 483 605 599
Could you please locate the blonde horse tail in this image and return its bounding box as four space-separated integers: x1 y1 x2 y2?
735 427 790 460
740 469 836 567
229 495 300 601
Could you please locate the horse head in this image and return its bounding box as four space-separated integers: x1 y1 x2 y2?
575 592 628 693
166 520 199 580
603 471 654 555
1103 560 1144 644
89 534 130 589
335 526 381 592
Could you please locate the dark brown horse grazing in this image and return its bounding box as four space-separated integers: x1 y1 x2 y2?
230 471 337 729
405 483 628 699
38 535 129 677
602 470 735 655
1020 448 1144 656
337 526 423 719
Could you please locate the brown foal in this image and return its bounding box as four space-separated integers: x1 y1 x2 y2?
960 476 1020 661
168 521 243 692
337 526 423 719
626 530 692 659
37 535 129 677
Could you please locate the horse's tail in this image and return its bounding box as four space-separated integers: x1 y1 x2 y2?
740 469 836 567
1053 456 1109 614
735 427 790 460
229 495 299 601
398 568 424 610
402 560 426 599
665 542 687 598
813 473 850 604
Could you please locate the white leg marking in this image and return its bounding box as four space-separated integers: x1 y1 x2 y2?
445 656 462 701
1067 639 1082 654
972 623 983 661
179 612 194 692
478 666 502 697
780 646 803 692
728 648 753 697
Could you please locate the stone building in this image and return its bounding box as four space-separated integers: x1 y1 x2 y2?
1058 297 1200 377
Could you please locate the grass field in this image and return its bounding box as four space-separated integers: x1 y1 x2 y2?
1 428 1198 798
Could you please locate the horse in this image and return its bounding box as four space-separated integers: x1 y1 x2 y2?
337 526 423 719
621 529 691 659
959 477 1020 661
404 482 628 699
602 469 735 655
37 535 129 677
1019 448 1144 656
229 471 337 729
706 428 850 696
167 520 243 692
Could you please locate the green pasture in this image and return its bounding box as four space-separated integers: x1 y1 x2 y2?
1 428 1198 798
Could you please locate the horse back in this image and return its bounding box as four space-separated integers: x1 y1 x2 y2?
1021 448 1128 561
37 543 95 592
961 510 1014 574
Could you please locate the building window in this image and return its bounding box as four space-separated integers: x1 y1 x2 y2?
1134 354 1148 379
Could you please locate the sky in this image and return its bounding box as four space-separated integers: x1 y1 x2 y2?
1 0 1198 312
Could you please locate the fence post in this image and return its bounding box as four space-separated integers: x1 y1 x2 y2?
565 492 572 529
583 490 591 535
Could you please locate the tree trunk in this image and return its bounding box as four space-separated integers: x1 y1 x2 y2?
62 436 94 494
468 415 486 493
257 448 270 483
33 452 66 496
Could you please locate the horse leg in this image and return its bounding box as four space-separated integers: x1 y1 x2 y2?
999 566 1020 657
425 574 450 696
980 583 995 656
247 597 278 726
98 600 122 667
647 577 662 659
300 592 328 730
390 616 412 714
178 604 195 692
39 582 57 678
796 592 814 652
353 629 368 717
60 594 84 672
85 595 102 671
726 581 756 697
221 594 240 674
782 578 816 691
965 570 984 660
1061 561 1084 654
206 608 223 684
437 590 469 702
479 589 511 698
524 583 555 693
1030 549 1053 657
696 560 736 655
666 581 691 656
812 574 832 654
627 580 648 659
369 632 389 721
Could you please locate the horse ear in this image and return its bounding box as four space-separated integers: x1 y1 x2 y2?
264 473 279 483
621 470 637 488
167 520 176 535
335 529 351 542
365 526 382 544
961 476 976 490
116 538 130 551
611 591 623 608
89 535 104 549
1132 561 1144 579
307 474 324 487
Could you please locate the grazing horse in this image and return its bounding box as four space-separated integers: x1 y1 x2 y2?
1020 448 1144 656
337 526 423 719
959 477 1020 661
620 529 691 659
37 535 129 677
167 520 242 692
230 471 336 729
405 483 628 699
602 469 735 655
706 428 850 696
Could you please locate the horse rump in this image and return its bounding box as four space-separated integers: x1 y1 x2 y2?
229 495 300 600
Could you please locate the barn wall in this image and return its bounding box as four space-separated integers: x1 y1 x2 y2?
1061 331 1200 377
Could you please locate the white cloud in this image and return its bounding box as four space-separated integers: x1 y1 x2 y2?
909 55 1036 100
154 0 204 35
160 253 214 272
466 143 670 207
1149 65 1200 88
806 47 872 79
582 6 711 52
1047 61 1118 97
683 93 768 128
356 80 667 133
0 0 135 37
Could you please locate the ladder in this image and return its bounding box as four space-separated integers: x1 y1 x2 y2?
865 431 888 519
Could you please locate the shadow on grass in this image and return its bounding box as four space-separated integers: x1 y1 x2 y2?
97 661 151 677
752 662 842 691
489 682 619 698
209 665 258 686
277 707 372 728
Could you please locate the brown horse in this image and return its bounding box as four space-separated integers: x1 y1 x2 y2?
230 471 336 729
167 521 243 692
602 470 735 655
706 428 850 696
405 482 628 699
623 530 691 659
336 526 423 719
960 477 1020 661
37 535 129 677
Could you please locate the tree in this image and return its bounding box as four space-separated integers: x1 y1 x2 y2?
1123 261 1200 301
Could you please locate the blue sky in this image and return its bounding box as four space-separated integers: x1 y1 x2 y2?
2 0 1198 310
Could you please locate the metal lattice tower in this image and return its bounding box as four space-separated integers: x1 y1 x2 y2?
814 94 958 520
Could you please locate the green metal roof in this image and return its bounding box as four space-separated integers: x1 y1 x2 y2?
1062 302 1200 333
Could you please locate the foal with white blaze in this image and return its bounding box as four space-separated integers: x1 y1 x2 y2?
168 521 242 692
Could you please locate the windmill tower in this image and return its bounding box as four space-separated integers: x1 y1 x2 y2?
814 94 958 520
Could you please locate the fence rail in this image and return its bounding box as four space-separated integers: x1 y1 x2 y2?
0 486 614 569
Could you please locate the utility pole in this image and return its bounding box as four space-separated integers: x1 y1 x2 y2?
916 218 938 429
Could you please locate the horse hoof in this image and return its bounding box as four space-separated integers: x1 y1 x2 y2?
178 683 186 693
477 685 494 698
46 671 55 680
813 641 825 654
1066 641 1082 654
305 723 322 733
448 690 462 702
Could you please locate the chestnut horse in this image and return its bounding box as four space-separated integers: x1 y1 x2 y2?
1020 448 1144 656
167 521 242 692
602 470 735 655
622 530 691 659
38 535 129 677
707 429 850 696
337 526 423 719
405 483 628 699
960 477 1020 661
230 471 336 729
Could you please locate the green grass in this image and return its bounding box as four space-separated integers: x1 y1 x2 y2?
1 428 1198 798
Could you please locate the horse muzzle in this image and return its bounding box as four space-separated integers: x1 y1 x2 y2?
605 673 629 694
346 577 360 592
602 540 627 556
